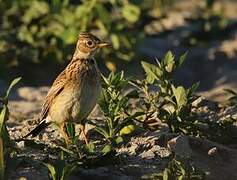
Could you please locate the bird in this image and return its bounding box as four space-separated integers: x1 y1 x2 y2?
24 32 109 145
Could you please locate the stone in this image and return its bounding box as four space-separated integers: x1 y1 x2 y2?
167 135 192 158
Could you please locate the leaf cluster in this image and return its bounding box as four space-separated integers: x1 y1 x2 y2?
134 51 199 134
0 0 146 74
88 71 140 154
43 151 77 180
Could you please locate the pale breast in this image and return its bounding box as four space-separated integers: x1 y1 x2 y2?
48 60 101 124
71 74 101 121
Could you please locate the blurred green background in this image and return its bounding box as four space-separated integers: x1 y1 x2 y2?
0 0 236 89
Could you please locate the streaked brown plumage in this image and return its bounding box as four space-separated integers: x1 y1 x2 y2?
24 32 109 145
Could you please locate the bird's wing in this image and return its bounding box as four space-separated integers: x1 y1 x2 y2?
23 71 68 138
39 71 67 121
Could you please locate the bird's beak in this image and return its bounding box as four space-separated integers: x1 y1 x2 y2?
97 42 110 48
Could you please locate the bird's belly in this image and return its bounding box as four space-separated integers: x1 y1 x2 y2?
49 79 101 124
72 81 101 122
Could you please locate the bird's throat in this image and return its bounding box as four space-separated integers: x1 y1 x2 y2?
73 50 96 60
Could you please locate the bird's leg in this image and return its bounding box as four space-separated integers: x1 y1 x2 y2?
59 122 71 146
80 119 89 146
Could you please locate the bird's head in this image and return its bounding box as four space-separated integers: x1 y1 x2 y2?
73 32 109 59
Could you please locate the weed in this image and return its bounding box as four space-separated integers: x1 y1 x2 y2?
142 155 205 180
133 51 200 135
158 156 205 180
0 77 21 180
43 151 77 180
88 71 141 154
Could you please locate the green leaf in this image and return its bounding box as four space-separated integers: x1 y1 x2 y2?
0 107 7 136
87 141 95 153
100 73 109 85
61 164 76 180
1 126 10 146
119 124 135 135
163 168 169 180
141 61 162 84
94 126 110 139
43 163 57 180
115 136 123 144
165 62 175 73
110 71 123 86
178 52 188 68
4 77 21 101
60 151 65 160
146 75 154 84
102 144 111 154
163 51 175 66
180 164 186 175
163 51 176 73
187 82 200 97
172 85 187 108
59 146 74 156
122 4 140 23
66 122 75 139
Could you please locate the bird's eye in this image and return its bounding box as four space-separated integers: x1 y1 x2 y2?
86 40 94 47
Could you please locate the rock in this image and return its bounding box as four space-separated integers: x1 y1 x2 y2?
167 135 192 158
192 96 205 107
16 141 25 150
140 145 162 159
208 147 218 156
193 97 219 111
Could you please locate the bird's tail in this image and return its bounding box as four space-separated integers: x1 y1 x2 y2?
24 120 50 138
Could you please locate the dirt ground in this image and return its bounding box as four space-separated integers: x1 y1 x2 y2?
5 85 237 180
1 0 237 179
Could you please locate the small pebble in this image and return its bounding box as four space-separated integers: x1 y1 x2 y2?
208 147 218 156
16 141 25 149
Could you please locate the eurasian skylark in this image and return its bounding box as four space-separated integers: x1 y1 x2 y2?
24 32 109 145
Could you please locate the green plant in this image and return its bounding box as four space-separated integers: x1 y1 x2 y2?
0 77 21 180
158 156 205 180
132 51 200 135
43 151 77 180
88 71 141 153
142 155 205 180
